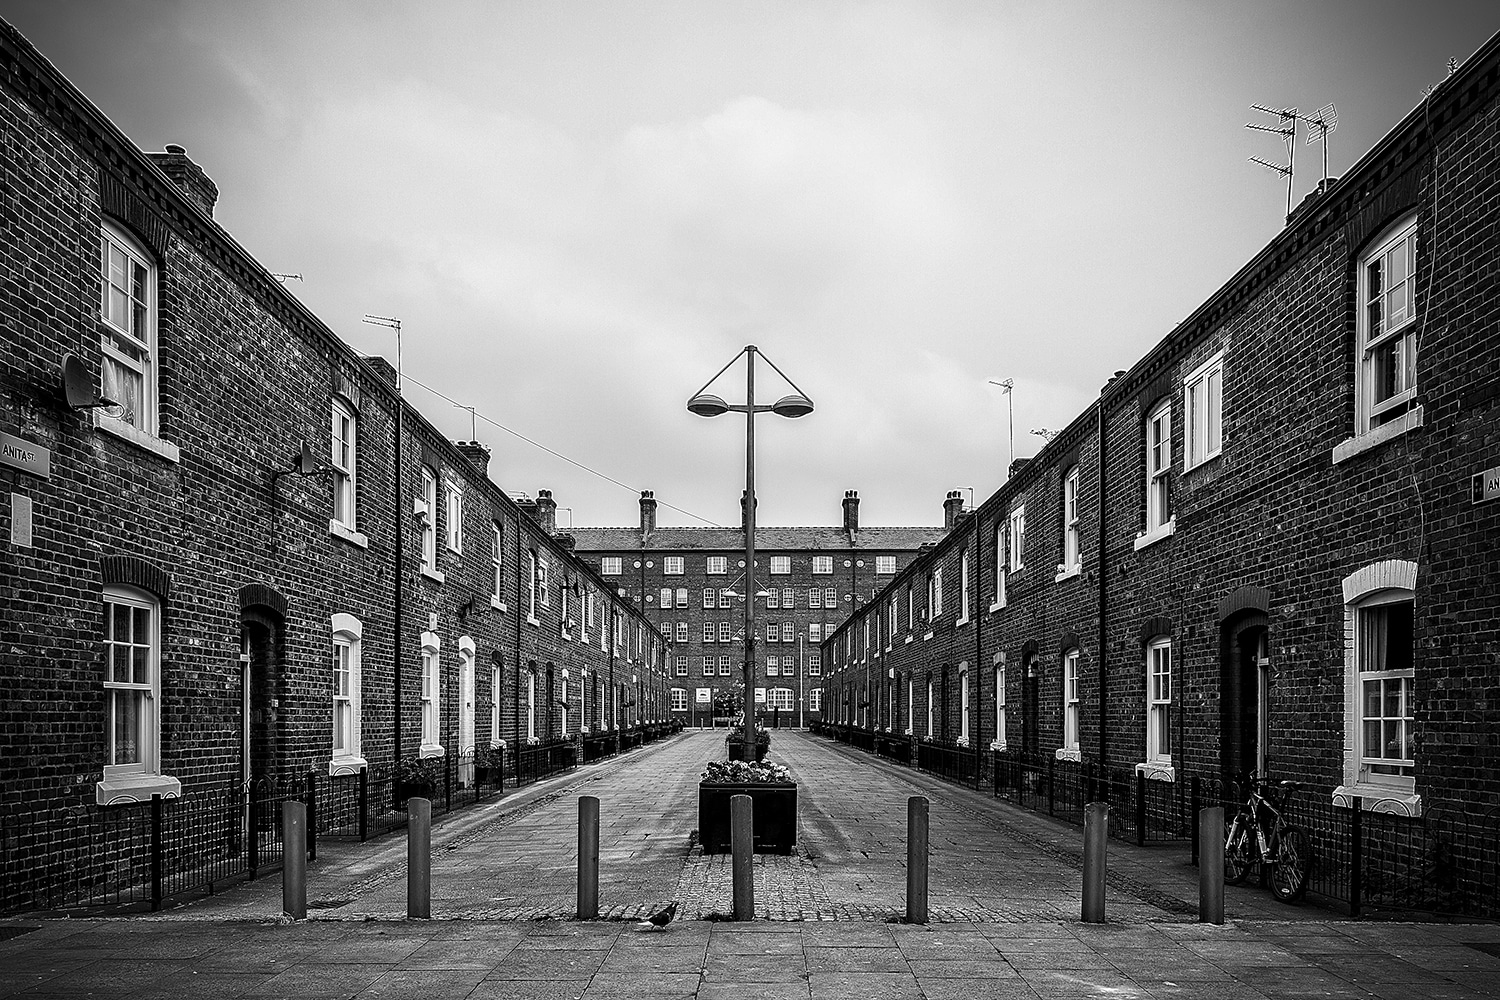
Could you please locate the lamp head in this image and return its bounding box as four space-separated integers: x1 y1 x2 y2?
772 393 814 418
687 393 730 417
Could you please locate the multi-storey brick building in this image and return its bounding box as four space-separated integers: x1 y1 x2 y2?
825 27 1500 843
0 19 670 911
571 490 947 725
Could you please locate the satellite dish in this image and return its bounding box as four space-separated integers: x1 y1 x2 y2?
61 353 117 410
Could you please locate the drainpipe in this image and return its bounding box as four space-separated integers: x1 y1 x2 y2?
1096 378 1120 768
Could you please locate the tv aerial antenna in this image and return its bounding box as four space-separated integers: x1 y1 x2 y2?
1246 105 1297 217
1300 104 1337 190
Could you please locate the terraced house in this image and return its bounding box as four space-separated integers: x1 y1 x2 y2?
821 32 1500 915
0 20 672 912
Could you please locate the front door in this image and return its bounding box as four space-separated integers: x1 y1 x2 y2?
1220 619 1269 789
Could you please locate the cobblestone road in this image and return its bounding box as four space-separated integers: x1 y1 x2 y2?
167 730 1323 924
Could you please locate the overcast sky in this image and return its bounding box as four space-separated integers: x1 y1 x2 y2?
7 2 1496 529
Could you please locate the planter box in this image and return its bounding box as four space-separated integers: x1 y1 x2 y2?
698 782 797 854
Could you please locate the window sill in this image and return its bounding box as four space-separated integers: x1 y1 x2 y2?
420 566 446 585
1135 761 1175 783
1183 451 1221 475
922 631 934 641
328 755 368 777
989 740 1006 752
904 635 914 645
329 520 369 549
1332 405 1425 465
1054 565 1081 583
446 544 462 556
955 615 970 627
1133 517 1176 552
491 597 507 613
95 413 181 463
988 600 1005 614
419 743 445 759
1054 747 1082 763
97 772 182 806
1332 783 1423 817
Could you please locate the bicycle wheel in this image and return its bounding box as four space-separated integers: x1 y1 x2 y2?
1270 825 1311 903
1223 817 1252 885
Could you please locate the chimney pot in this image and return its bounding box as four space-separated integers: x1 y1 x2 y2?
535 490 557 534
639 490 658 535
146 144 219 217
455 440 490 476
943 491 965 531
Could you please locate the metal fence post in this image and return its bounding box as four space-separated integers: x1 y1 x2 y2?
1190 775 1201 866
906 796 929 925
247 782 260 880
150 794 164 912
1350 796 1363 918
1048 755 1056 816
305 771 318 863
358 767 369 842
1135 771 1147 846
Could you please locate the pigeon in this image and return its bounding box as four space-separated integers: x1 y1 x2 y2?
642 900 677 930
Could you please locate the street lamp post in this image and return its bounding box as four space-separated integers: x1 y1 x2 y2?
688 345 813 752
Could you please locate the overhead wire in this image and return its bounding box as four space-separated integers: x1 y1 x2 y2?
386 364 725 528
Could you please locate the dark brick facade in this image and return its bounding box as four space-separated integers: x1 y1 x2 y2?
570 490 944 725
0 20 669 907
826 33 1500 818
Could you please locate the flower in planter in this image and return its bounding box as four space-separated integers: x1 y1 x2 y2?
473 745 504 770
955 735 970 748
395 754 441 787
526 736 541 746
701 759 794 785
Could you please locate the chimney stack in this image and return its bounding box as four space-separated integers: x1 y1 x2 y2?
639 490 657 535
455 441 490 477
365 357 398 388
842 490 860 533
944 490 965 530
535 489 556 534
146 144 219 217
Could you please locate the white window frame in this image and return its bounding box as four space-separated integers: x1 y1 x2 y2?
1335 560 1421 814
1183 352 1224 471
419 467 440 578
420 632 443 757
781 587 794 609
98 585 180 804
663 556 684 576
703 588 715 609
719 622 733 643
719 655 733 677
1008 504 1026 573
1143 638 1173 779
330 399 359 538
824 587 836 609
675 622 688 643
719 588 732 609
704 622 716 644
766 589 780 610
457 637 476 760
809 588 822 610
445 482 463 553
560 669 570 736
906 677 914 734
991 526 1007 611
876 556 896 575
99 221 165 445
1357 215 1420 437
671 688 688 712
601 556 622 576
769 688 794 712
812 555 833 575
1057 649 1081 760
659 587 673 609
809 688 823 712
925 677 935 738
957 550 971 624
526 550 540 624
991 660 1007 751
1137 400 1175 549
959 665 970 744
770 555 791 575
675 656 688 677
766 655 780 677
706 556 727 575
490 664 501 747
1059 465 1081 578
808 652 821 677
931 568 943 619
490 522 506 610
526 669 537 742
675 588 687 608
330 613 367 776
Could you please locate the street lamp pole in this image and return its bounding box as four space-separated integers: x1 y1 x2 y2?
688 345 814 753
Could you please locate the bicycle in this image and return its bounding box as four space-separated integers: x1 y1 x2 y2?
1223 774 1312 903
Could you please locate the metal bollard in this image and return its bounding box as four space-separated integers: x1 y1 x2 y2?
578 795 600 920
906 795 929 925
731 793 754 921
282 799 307 920
1081 801 1108 923
407 797 432 919
1199 805 1224 924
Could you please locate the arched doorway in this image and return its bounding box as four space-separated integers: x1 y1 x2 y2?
1220 611 1270 788
239 610 283 789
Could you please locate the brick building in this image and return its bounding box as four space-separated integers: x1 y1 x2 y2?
570 490 947 726
824 29 1500 837
0 20 670 910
